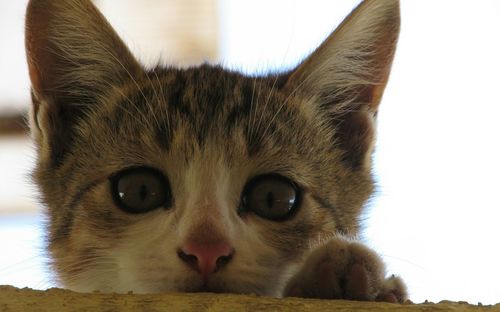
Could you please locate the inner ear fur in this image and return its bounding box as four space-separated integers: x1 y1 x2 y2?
25 0 142 165
284 0 400 169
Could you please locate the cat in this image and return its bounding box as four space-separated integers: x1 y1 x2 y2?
25 0 406 302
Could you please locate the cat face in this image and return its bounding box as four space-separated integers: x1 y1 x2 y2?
25 0 399 294
35 66 373 295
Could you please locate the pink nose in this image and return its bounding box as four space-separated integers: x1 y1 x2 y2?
177 242 234 280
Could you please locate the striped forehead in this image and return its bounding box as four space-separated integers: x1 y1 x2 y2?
109 66 303 157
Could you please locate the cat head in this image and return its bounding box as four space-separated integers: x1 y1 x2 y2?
25 0 399 294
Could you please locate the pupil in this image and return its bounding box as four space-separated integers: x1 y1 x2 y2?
139 184 148 202
266 192 275 208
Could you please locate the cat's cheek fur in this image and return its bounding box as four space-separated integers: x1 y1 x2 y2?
47 185 135 292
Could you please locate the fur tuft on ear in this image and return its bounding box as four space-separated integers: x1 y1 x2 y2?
285 0 400 169
25 0 142 165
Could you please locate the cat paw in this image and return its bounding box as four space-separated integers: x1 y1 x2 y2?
284 238 407 303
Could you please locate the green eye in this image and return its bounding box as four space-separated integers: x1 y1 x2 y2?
110 167 171 214
241 174 301 221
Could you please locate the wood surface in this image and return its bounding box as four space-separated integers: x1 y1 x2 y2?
1 286 498 312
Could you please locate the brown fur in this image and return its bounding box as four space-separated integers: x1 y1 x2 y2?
25 0 404 299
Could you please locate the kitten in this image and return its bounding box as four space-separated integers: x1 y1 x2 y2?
25 0 406 302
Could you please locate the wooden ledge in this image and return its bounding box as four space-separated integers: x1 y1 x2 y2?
0 286 498 312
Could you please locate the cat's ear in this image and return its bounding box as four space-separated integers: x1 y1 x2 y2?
25 0 142 164
284 0 400 169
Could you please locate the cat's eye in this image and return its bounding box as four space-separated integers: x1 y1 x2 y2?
110 167 171 214
240 174 301 221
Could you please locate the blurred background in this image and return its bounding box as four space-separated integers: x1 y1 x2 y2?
1 0 499 304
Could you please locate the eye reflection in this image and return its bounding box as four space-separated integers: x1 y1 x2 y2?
241 174 301 221
110 167 171 214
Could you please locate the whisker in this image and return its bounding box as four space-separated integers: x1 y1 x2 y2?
246 77 257 141
94 42 162 132
251 79 264 139
259 80 304 139
152 68 171 135
100 80 151 130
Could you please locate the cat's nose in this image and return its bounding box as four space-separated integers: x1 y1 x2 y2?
177 242 234 279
